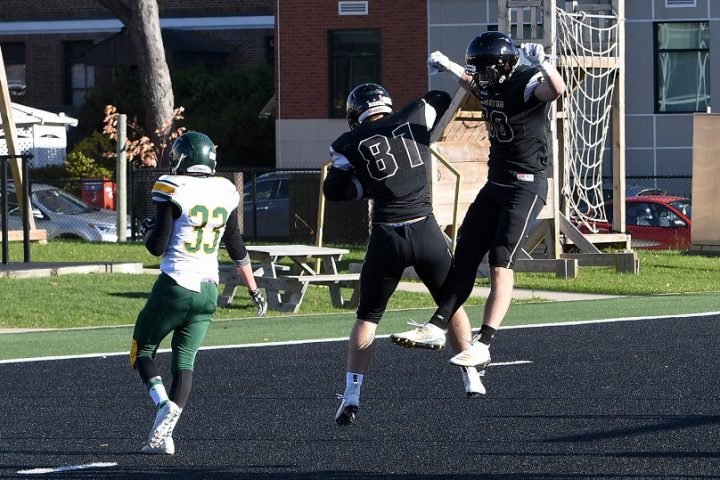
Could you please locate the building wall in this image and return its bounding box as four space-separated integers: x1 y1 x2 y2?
0 1 274 21
276 0 428 169
425 0 718 193
625 0 717 187
0 0 275 110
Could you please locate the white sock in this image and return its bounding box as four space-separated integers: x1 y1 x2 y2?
346 372 363 390
147 376 169 407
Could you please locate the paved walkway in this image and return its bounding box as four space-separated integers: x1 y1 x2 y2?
395 281 621 301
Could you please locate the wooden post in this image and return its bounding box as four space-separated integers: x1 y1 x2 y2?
611 0 627 234
0 45 35 230
116 114 127 242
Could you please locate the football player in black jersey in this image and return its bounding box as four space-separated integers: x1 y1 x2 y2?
391 33 566 370
324 83 485 426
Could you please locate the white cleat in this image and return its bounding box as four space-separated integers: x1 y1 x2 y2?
335 387 360 426
450 339 491 367
390 321 446 350
141 436 175 455
461 366 486 398
143 401 182 453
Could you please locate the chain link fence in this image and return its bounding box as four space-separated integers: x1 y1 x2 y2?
1 170 693 245
130 167 371 245
619 175 692 198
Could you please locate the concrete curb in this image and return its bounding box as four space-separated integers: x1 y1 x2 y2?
395 281 621 302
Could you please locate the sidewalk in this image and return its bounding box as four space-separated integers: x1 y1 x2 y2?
395 281 620 302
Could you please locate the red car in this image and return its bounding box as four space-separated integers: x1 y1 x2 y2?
584 195 692 250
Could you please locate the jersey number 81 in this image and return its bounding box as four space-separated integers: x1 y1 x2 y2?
358 122 424 180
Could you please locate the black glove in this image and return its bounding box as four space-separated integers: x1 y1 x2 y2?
249 288 267 317
140 217 156 238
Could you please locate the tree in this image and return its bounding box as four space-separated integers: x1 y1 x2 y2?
95 0 174 164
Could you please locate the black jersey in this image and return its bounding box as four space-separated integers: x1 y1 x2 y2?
328 91 451 223
475 64 549 196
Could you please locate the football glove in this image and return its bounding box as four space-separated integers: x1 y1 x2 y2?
139 217 155 239
428 51 451 74
249 288 267 317
427 51 465 79
521 43 547 66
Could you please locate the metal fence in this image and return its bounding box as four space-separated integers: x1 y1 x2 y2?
610 175 692 198
1 170 693 246
130 167 371 245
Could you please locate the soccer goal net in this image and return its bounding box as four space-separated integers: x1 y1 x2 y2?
556 7 620 231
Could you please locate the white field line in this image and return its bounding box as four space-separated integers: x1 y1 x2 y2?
1 311 719 365
17 462 118 475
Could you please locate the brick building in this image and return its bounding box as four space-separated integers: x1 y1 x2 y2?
0 0 275 112
275 0 428 169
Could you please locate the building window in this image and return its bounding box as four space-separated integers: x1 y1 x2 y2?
656 22 710 113
1 43 26 101
329 30 381 118
665 0 696 7
65 41 95 106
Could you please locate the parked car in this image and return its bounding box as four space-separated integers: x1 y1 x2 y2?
2 183 130 242
576 184 668 214
585 195 691 249
242 172 291 238
602 184 666 202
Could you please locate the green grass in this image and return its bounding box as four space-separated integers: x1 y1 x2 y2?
1 292 718 361
2 240 720 360
513 250 720 295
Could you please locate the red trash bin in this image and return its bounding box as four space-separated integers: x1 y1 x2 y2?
81 177 116 210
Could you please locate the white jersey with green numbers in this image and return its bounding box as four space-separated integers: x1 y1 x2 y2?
152 174 240 292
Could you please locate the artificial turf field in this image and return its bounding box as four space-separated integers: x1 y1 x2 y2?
1 313 719 479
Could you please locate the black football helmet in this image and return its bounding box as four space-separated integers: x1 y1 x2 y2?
169 131 217 176
345 83 393 129
465 31 520 89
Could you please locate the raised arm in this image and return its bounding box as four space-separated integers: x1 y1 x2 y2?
520 43 566 102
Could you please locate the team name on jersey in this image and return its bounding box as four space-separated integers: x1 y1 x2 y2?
483 98 504 109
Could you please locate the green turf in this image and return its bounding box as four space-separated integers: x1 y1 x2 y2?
3 240 720 361
2 292 717 361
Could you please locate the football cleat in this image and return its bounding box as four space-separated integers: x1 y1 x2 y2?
390 320 446 350
145 401 182 450
335 387 360 426
141 436 175 455
461 366 486 398
450 338 491 367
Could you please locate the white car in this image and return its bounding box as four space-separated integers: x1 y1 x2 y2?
3 183 130 242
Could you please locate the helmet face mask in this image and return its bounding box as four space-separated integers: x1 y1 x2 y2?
345 83 393 130
169 132 217 176
465 32 519 90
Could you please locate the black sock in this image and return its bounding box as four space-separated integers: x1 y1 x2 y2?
135 356 161 385
169 369 193 409
478 325 496 346
429 309 452 329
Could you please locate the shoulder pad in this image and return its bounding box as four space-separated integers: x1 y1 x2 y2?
151 175 181 203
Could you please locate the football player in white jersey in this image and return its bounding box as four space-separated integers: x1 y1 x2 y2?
130 131 267 455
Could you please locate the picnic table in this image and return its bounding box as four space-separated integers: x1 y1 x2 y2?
218 244 360 313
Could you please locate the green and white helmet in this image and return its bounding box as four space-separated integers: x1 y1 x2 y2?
169 131 217 175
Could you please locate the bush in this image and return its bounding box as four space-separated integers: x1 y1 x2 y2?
72 65 275 169
70 131 115 172
65 151 113 180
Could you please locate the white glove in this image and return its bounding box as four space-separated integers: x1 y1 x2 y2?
521 43 547 66
428 51 451 75
427 51 466 80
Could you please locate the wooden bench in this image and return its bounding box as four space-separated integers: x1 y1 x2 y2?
5 229 47 242
218 265 360 313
